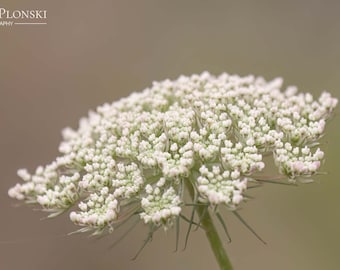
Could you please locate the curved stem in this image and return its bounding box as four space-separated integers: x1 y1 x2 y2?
185 180 233 270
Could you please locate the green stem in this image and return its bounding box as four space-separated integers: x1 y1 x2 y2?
185 179 233 270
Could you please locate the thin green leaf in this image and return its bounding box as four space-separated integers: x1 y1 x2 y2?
183 204 197 250
216 212 231 243
109 217 140 249
233 211 266 244
194 205 208 232
132 225 158 260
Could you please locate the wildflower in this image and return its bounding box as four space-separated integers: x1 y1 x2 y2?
8 72 337 236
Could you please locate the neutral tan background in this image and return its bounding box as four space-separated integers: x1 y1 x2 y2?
1 1 340 269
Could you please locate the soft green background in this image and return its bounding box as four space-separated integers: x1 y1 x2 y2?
1 1 339 269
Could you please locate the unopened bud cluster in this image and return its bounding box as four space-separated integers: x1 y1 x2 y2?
8 72 337 233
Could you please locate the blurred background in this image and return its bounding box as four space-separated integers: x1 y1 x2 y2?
1 0 339 269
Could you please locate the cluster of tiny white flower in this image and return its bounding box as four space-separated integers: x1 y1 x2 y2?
70 187 118 229
140 177 182 225
197 165 247 206
8 72 337 233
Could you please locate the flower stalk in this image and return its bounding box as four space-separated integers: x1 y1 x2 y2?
200 209 233 270
185 178 233 270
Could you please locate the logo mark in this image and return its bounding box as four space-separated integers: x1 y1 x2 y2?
0 7 47 26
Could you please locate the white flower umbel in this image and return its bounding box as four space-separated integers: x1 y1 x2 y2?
197 165 247 206
9 72 337 235
140 178 181 227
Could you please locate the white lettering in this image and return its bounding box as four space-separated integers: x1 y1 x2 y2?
0 20 13 26
35 10 47 19
12 10 21 19
21 10 29 19
0 8 6 18
0 7 47 23
29 10 36 18
0 7 47 22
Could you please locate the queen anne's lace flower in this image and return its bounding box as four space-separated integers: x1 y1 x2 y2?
8 72 337 233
